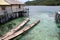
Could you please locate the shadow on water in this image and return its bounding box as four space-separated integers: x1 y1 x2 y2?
0 17 27 37
57 27 60 40
56 23 60 40
11 22 40 40
0 17 25 25
58 26 60 40
55 13 60 40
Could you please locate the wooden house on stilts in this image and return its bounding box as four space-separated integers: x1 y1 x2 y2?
0 0 29 24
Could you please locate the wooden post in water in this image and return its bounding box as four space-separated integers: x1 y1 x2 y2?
0 18 30 40
4 20 40 40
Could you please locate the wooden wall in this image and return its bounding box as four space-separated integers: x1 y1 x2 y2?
5 6 12 13
0 5 28 24
11 5 21 12
0 4 22 14
0 6 4 15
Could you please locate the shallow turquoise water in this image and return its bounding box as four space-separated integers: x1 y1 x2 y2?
17 15 58 40
14 6 60 40
0 6 60 40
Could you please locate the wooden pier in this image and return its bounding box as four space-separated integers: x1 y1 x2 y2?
3 20 40 40
0 18 30 40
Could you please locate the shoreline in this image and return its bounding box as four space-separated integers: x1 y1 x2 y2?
25 5 60 6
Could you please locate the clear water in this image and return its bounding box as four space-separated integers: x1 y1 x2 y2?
14 6 60 40
0 6 60 40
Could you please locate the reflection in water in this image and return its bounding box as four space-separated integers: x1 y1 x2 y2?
58 28 60 40
56 25 60 40
55 12 60 40
17 6 60 40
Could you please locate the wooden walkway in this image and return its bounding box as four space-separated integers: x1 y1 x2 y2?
4 20 40 40
0 18 30 40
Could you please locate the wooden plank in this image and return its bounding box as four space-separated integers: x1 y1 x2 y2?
0 18 30 40
4 20 40 40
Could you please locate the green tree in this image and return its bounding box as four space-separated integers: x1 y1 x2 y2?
25 0 60 5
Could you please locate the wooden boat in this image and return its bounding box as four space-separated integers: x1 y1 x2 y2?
55 11 60 23
55 11 60 28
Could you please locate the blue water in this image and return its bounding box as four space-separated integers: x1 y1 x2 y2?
14 6 60 40
1 6 60 40
29 6 60 16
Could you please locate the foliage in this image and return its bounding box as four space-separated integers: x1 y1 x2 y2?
25 0 60 5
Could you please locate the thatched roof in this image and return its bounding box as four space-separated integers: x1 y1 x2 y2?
0 0 10 5
5 0 24 4
0 0 23 5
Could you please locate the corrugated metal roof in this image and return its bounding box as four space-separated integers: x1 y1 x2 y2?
0 0 10 5
5 0 24 4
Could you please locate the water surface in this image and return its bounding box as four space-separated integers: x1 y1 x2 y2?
15 6 60 40
0 6 60 40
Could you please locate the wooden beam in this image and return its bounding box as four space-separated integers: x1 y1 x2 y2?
0 18 30 40
4 20 40 40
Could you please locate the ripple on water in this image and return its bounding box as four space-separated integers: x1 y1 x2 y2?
15 13 59 40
